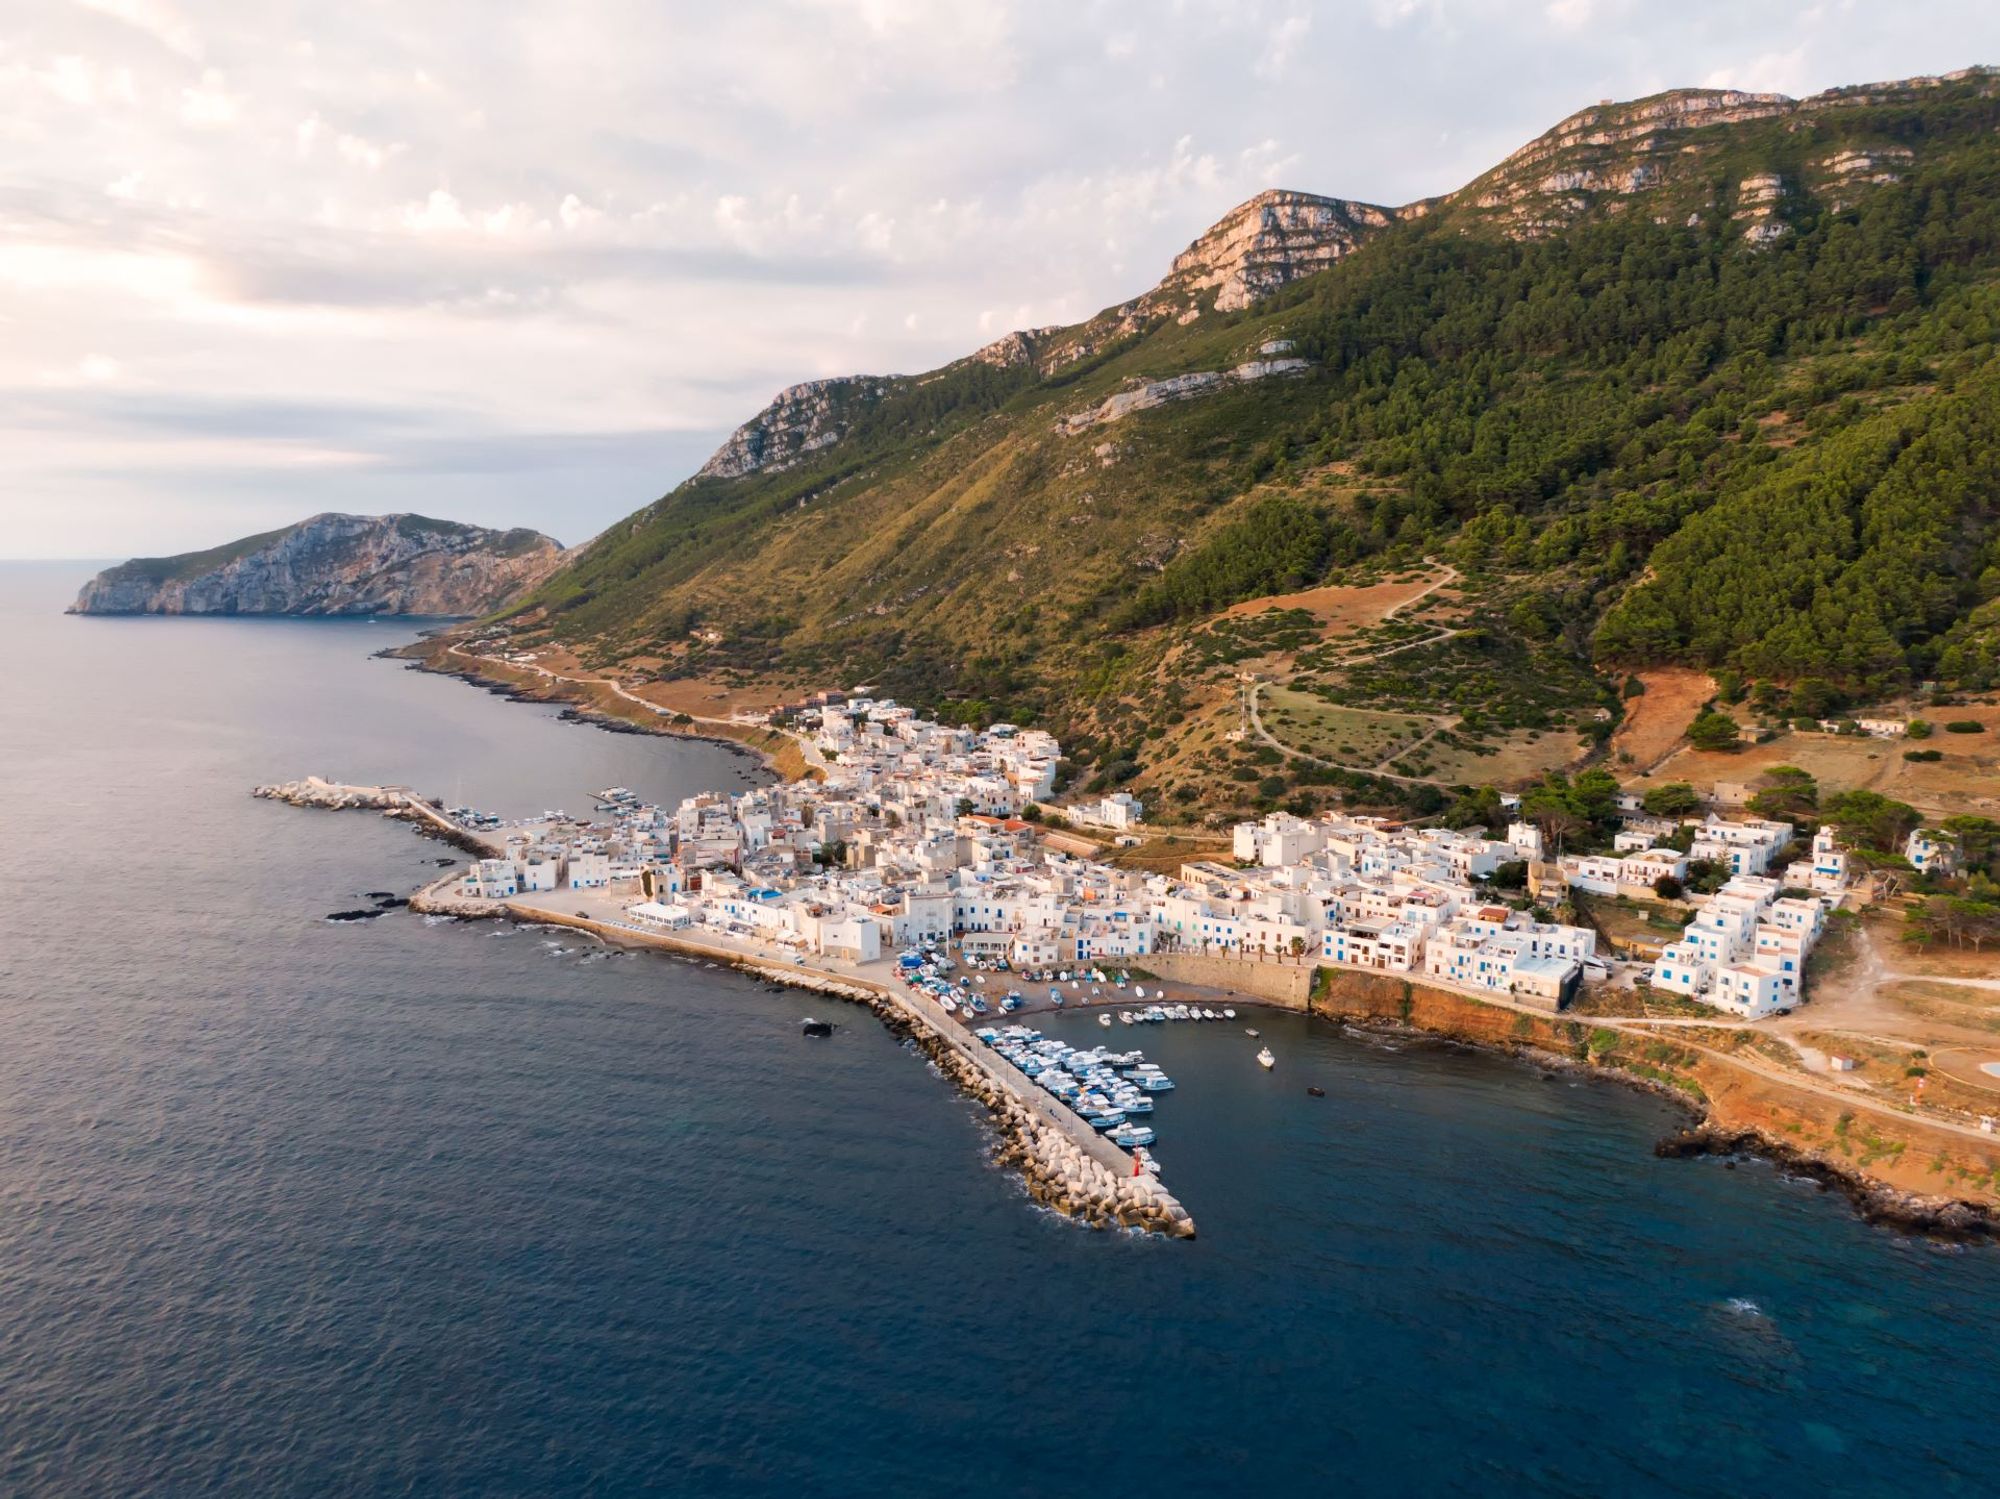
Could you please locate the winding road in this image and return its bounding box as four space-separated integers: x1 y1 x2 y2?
446 642 830 774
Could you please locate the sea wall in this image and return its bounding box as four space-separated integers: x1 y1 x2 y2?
491 904 1196 1238
1141 952 1315 1008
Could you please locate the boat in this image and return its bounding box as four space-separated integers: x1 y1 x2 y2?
1099 1013 1112 1028
1110 1123 1156 1148
1222 1008 1236 1020
1245 1028 1260 1037
801 1017 834 1037
1307 1085 1326 1097
1256 1047 1276 1070
1119 1011 1135 1026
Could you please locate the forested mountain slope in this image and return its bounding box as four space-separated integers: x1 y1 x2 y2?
510 68 2000 799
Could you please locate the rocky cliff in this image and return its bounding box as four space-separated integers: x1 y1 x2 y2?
70 512 565 616
695 376 895 482
1142 189 1407 316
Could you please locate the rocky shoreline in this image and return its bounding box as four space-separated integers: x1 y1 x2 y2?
1334 1012 1997 1243
396 645 782 774
1656 1124 1999 1242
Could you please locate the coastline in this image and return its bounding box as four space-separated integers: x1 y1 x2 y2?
404 874 1196 1236
387 632 813 781
256 774 2000 1244
1299 973 2000 1242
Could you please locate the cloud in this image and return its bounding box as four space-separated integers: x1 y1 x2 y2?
1702 45 1814 97
1256 14 1312 79
178 67 237 125
4 0 2000 558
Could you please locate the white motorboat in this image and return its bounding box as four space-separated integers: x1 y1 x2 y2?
1222 1008 1236 1020
1245 1028 1260 1037
1099 1013 1112 1027
1256 1046 1276 1070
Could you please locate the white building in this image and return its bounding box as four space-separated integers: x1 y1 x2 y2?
1905 828 1959 878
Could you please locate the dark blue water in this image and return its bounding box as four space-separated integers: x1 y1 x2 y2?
2 561 1996 1496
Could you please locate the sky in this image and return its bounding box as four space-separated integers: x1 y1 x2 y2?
5 1 1998 559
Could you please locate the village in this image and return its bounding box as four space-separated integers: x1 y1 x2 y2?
441 695 1882 1026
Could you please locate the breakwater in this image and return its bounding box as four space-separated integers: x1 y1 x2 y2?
488 903 1196 1237
254 776 497 856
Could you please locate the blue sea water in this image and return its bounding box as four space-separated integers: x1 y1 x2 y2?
1 560 1996 1497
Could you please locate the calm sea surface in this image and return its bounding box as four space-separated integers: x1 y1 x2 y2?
1 561 1996 1496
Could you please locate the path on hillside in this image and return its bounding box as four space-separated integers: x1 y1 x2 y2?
1245 680 1458 785
446 643 830 774
1240 561 1467 783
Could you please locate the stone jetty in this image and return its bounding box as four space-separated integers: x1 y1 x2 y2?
253 776 495 855
487 903 1197 1238
254 775 413 811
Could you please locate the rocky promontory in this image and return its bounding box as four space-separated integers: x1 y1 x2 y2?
69 512 565 617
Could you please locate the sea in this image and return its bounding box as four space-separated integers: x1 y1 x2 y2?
1 559 1995 1496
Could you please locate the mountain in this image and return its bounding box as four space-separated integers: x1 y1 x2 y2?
500 68 2000 816
71 513 566 617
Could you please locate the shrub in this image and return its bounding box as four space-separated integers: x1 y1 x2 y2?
1906 718 1933 739
1653 874 1686 901
1905 748 1943 762
1944 720 1986 734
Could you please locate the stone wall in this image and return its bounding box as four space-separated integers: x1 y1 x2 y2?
1140 952 1316 1008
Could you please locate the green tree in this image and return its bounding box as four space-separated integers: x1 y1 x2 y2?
1687 709 1742 752
1643 783 1701 817
1748 765 1818 822
1822 789 1921 853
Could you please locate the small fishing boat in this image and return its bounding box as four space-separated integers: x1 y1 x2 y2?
1222 1008 1236 1020
1099 1013 1112 1028
1256 1047 1276 1070
801 1017 834 1037
1245 1027 1260 1037
1307 1085 1326 1097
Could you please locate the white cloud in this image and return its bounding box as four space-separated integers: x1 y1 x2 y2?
1702 46 1814 97
336 132 402 171
72 0 204 60
1256 15 1312 79
3 0 2000 557
178 67 237 125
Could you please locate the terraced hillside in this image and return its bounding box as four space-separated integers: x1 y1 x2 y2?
497 68 2000 820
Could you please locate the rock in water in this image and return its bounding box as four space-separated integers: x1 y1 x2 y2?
68 512 566 617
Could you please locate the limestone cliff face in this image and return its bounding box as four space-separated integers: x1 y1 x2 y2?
695 376 894 481
69 512 565 617
675 67 1997 487
1143 189 1405 315
1452 69 1996 238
